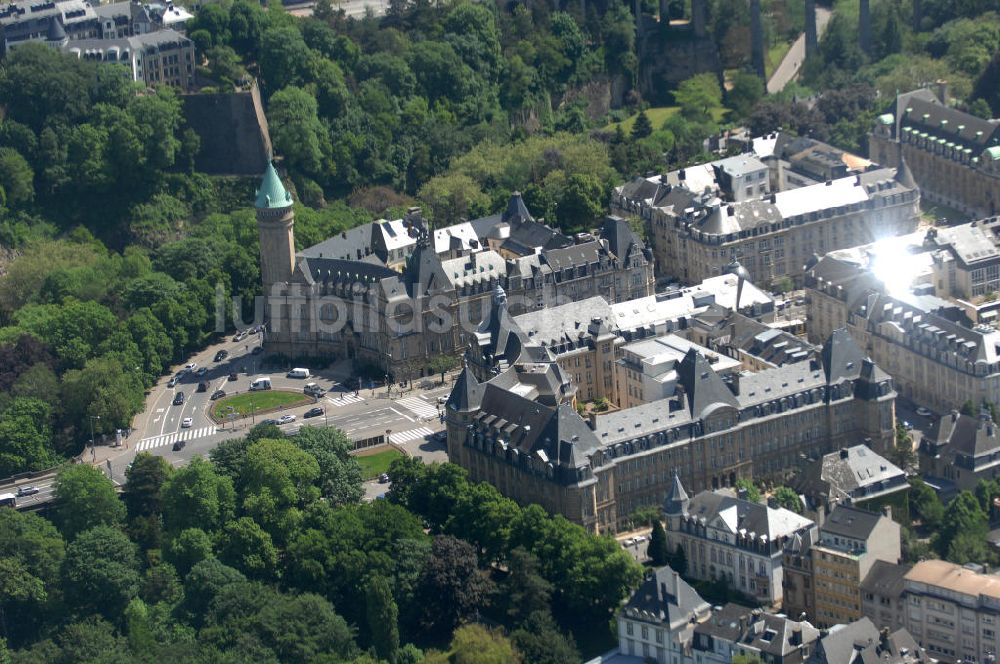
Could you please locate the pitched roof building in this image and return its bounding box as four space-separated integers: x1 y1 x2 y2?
920 407 1000 491
617 566 712 663
794 444 909 517
693 603 821 663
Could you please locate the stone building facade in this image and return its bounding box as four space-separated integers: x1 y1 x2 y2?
254 165 654 378
445 285 897 533
870 88 1000 218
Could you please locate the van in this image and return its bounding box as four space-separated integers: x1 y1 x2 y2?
303 382 324 397
287 368 310 379
250 377 272 391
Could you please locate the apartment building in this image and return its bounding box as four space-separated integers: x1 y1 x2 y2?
920 408 1000 491
692 603 820 663
794 444 909 518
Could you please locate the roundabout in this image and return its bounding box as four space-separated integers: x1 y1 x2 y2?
208 390 312 422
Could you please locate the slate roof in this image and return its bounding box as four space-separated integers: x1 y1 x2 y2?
447 365 483 413
663 472 689 515
929 410 1000 458
860 559 910 599
622 566 710 631
541 241 603 270
812 618 929 664
820 328 866 384
296 256 397 286
513 296 616 348
501 220 572 257
300 223 375 262
676 348 739 418
819 504 884 541
600 215 645 261
501 191 533 226
796 444 906 506
694 604 819 660
403 240 453 295
898 94 1000 150
684 490 814 541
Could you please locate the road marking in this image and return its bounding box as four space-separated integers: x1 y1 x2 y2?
156 408 164 413
136 426 217 451
396 397 438 420
390 407 414 423
326 393 365 408
388 427 434 444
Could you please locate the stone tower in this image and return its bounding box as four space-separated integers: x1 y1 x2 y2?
255 162 295 292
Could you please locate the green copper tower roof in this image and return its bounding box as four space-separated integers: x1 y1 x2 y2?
255 162 292 209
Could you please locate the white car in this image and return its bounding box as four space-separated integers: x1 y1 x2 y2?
277 414 296 425
185 362 197 371
181 417 193 428
915 407 933 417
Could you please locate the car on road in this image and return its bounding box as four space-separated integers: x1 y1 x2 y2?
251 346 264 355
185 363 197 371
16 486 39 497
437 395 448 404
172 440 186 451
181 417 193 428
277 414 297 425
167 377 178 388
197 381 208 393
916 407 933 417
211 389 226 401
228 372 238 381
196 367 208 376
260 418 279 426
304 407 324 419
234 330 247 342
378 473 390 484
902 420 913 431
214 350 229 362
173 392 185 406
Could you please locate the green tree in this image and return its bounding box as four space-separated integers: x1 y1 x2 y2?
649 520 670 565
180 558 246 625
52 464 126 540
510 611 579 664
772 486 802 513
218 516 279 579
124 452 172 521
0 397 57 477
166 527 214 576
910 478 944 528
160 457 236 535
365 575 400 662
674 73 723 122
0 509 65 644
292 426 364 506
239 437 321 542
630 110 653 140
417 535 495 636
735 477 761 503
124 598 154 655
727 71 764 118
62 525 141 618
673 543 688 576
555 173 604 232
428 354 459 383
268 85 330 180
937 491 988 561
504 547 553 625
0 148 34 207
449 624 520 664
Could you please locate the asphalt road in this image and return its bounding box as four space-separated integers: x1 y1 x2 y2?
766 7 832 94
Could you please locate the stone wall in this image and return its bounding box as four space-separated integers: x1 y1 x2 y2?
182 82 272 176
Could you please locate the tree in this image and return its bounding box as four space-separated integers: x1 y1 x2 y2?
555 173 604 232
772 486 803 513
673 543 688 576
365 575 399 662
449 624 520 664
292 426 363 506
504 547 553 625
62 525 141 618
180 558 246 625
649 520 670 565
727 71 764 118
0 509 64 645
218 516 279 579
630 110 652 140
428 354 459 383
674 73 723 122
160 457 236 535
124 452 172 521
910 478 944 528
735 477 761 503
268 86 330 180
0 148 34 207
937 491 988 561
167 527 214 576
417 535 495 635
0 397 57 477
510 611 579 664
52 464 126 540
238 437 321 542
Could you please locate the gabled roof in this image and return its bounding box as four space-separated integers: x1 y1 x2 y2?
255 162 293 209
403 239 452 295
819 504 884 541
600 215 644 261
820 328 866 384
623 566 710 631
676 348 738 418
930 410 1000 458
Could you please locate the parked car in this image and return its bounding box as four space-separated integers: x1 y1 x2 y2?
378 473 390 484
185 363 197 371
916 406 933 417
181 417 193 428
437 395 449 404
260 418 279 426
214 350 229 362
228 372 238 381
173 392 185 406
197 381 208 393
167 377 178 388
211 389 226 401
172 440 186 451
16 486 39 497
196 367 208 377
277 414 297 425
304 407 324 419
234 330 247 342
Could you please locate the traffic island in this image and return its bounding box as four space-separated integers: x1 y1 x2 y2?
208 390 312 423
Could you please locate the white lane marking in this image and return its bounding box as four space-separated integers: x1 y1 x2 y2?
388 427 434 444
390 407 415 423
396 397 438 420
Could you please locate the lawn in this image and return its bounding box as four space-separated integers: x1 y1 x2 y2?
604 106 727 133
210 390 310 419
355 447 404 480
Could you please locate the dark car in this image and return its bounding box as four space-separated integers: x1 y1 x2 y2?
172 440 186 451
304 407 324 419
173 392 185 406
228 372 238 381
16 486 39 497
251 346 264 355
211 389 226 401
214 350 229 362
197 381 208 393
260 418 279 426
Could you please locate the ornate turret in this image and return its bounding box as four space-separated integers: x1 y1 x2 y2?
663 471 690 532
256 162 296 291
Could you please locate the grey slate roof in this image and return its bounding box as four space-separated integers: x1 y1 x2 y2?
820 328 867 384
676 348 739 418
447 365 483 413
812 617 929 663
929 410 1000 458
663 472 689 515
404 239 453 295
300 223 375 262
622 566 710 631
819 504 884 541
796 444 907 505
501 220 572 257
513 296 615 348
541 241 602 270
860 559 910 599
600 215 645 261
684 490 814 541
501 191 533 226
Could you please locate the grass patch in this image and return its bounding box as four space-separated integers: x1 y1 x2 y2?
355 447 404 480
604 106 727 133
209 390 310 420
920 200 970 225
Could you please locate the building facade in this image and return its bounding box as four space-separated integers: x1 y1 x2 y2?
64 29 195 89
870 87 1000 218
613 134 920 287
253 165 654 379
692 603 820 664
920 408 1000 491
446 285 897 533
793 444 910 519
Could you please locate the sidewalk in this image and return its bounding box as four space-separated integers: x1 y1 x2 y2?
766 7 832 94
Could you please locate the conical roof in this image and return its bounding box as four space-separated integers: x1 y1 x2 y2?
446 364 483 412
501 191 533 226
255 162 292 209
820 328 865 384
676 348 738 418
46 15 66 42
663 471 689 515
895 153 917 190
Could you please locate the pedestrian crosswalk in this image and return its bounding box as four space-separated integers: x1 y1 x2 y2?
388 426 434 444
396 396 438 419
326 393 365 408
136 426 216 451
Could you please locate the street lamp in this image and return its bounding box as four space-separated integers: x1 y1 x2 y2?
250 400 256 425
323 407 328 428
88 415 101 450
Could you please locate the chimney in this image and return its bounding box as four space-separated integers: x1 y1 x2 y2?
935 80 949 105
839 447 849 459
727 205 735 216
679 168 687 181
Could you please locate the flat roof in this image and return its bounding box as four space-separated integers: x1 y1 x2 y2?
905 559 1000 600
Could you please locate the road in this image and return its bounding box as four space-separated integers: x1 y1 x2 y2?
285 0 390 19
766 7 832 94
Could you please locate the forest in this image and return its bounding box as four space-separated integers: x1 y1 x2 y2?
1 423 642 662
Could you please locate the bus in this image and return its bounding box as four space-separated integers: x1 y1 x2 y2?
0 493 16 508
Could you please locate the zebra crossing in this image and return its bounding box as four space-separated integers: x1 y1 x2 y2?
396 396 438 419
388 427 434 444
136 426 217 451
326 393 365 408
